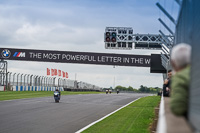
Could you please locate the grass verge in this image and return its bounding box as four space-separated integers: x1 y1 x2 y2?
83 96 160 133
0 91 103 101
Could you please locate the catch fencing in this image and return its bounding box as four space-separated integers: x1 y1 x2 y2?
175 0 200 131
3 72 102 92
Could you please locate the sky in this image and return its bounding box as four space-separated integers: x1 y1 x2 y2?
0 0 179 89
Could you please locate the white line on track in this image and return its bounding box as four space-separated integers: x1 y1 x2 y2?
0 100 14 102
0 97 52 102
75 97 142 133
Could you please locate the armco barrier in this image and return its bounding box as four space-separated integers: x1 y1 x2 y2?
12 86 63 91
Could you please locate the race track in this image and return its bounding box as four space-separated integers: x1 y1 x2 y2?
0 93 151 133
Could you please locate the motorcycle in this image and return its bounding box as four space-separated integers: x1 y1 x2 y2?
54 91 60 103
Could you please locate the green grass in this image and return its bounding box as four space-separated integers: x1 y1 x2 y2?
0 91 103 101
83 96 160 133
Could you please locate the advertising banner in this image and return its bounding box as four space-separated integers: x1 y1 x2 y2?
0 48 151 67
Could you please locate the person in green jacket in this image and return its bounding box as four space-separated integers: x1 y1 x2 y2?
170 43 191 118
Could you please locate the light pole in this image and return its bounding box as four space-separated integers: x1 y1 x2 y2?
17 73 20 86
33 75 36 86
41 76 44 86
65 79 67 88
58 78 60 87
13 73 16 86
35 75 39 86
41 76 45 86
45 77 48 86
38 76 41 86
6 72 10 85
51 77 53 87
43 77 45 86
46 77 49 86
63 79 66 88
40 76 43 86
40 76 42 86
27 74 30 86
5 61 8 89
33 75 37 86
52 77 56 87
43 76 46 86
30 75 33 86
8 72 12 85
48 77 50 87
24 74 27 86
20 74 23 86
61 78 63 87
50 77 53 87
42 76 45 86
37 76 40 86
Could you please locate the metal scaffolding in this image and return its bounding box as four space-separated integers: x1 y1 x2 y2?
0 60 7 88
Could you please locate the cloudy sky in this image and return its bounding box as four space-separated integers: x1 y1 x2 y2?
0 0 179 89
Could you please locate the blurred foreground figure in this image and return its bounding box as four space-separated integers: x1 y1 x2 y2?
170 43 191 118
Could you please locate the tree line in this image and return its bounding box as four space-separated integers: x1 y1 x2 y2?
103 85 161 93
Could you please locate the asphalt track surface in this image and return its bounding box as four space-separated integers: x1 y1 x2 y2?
0 93 151 133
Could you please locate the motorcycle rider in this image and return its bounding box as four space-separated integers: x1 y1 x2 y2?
54 88 61 99
106 89 108 94
117 89 119 94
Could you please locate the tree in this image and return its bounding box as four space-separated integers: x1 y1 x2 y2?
146 87 150 93
114 85 161 93
115 86 126 91
127 86 133 91
139 85 146 92
133 88 138 92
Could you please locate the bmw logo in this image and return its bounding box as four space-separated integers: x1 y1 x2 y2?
1 49 11 58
